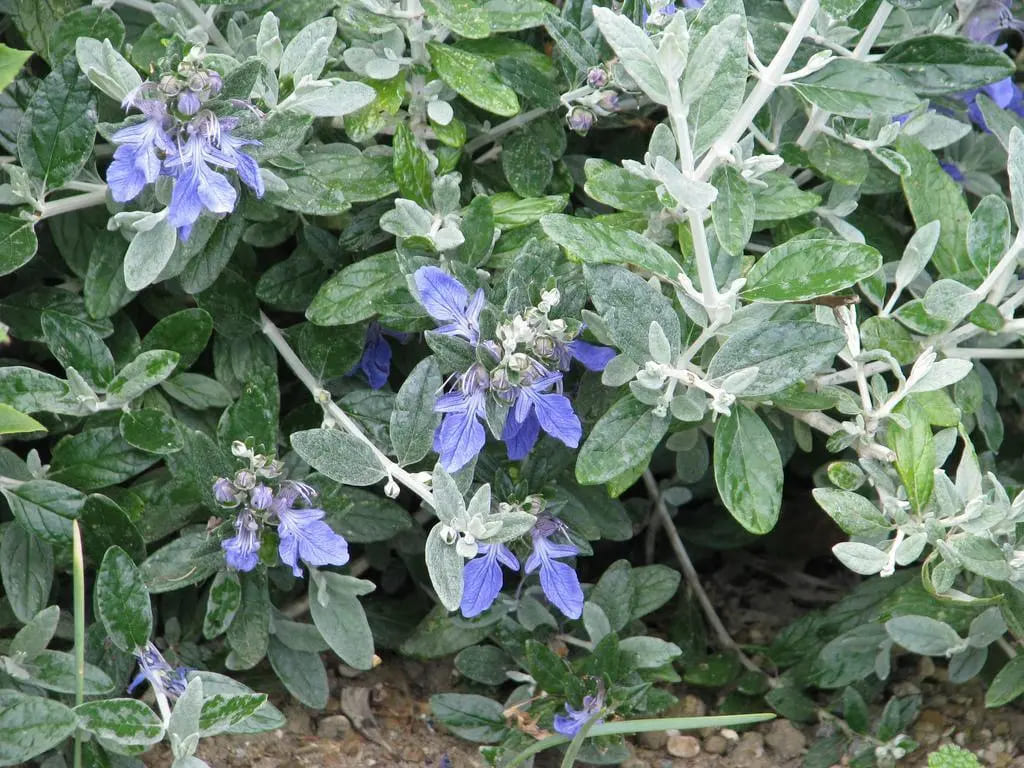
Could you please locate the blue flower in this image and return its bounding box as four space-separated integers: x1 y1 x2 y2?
553 694 604 737
434 363 491 472
460 542 519 618
164 126 238 240
357 321 393 389
502 369 582 460
524 517 584 619
107 100 172 203
213 476 239 505
128 642 189 700
414 266 485 343
178 89 201 115
962 0 1024 44
941 161 965 184
217 117 265 198
272 481 350 577
556 338 616 372
222 508 261 572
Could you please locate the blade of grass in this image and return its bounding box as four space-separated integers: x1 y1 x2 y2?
72 520 85 768
507 713 775 767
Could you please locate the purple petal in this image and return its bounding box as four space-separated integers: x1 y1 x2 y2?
502 410 541 461
539 558 584 619
277 507 349 577
196 166 237 214
434 391 487 472
414 266 470 324
568 340 616 371
460 552 504 618
222 535 259 571
529 391 582 448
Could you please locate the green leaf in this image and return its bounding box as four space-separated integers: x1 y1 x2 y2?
576 395 670 485
318 481 412 543
896 136 972 277
422 0 490 37
714 404 782 534
820 0 867 18
985 656 1024 707
455 645 513 686
74 35 138 103
710 164 754 256
0 692 76 767
17 56 96 189
0 522 53 623
393 122 433 208
585 264 680 364
203 571 241 639
502 129 553 197
307 251 409 326
425 522 464 611
49 427 158 491
880 35 1014 95
1 479 83 544
0 213 38 276
888 399 934 512
688 0 747 155
753 172 821 221
74 699 163 746
10 605 60 660
119 409 184 455
84 230 135 319
11 0 82 60
426 42 520 116
0 44 32 92
430 693 507 743
279 17 335 84
741 239 881 302
181 214 246 295
22 650 114 695
541 214 681 276
123 217 177 291
95 545 152 652
309 572 376 670
620 636 683 668
217 367 278 454
226 570 270 670
590 7 668 105
792 60 920 118
0 404 46 435
198 693 267 736
53 9 124 65
141 531 223 594
79 493 145 564
106 350 181 406
968 196 1011 278
390 357 442 466
267 637 329 710
140 308 213 371
290 428 385 487
811 487 890 536
885 615 962 656
706 321 845 397
41 310 114 389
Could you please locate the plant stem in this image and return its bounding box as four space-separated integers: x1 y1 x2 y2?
560 713 601 768
177 0 235 54
945 347 1024 359
39 189 109 219
259 311 434 506
695 0 821 181
463 107 552 154
795 1 893 149
997 637 1018 659
784 409 896 462
72 521 86 768
642 471 761 673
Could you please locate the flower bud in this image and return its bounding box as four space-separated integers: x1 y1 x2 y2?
234 469 256 490
250 484 274 510
586 67 608 88
231 440 250 458
212 477 238 505
533 335 556 358
596 91 619 113
567 107 594 135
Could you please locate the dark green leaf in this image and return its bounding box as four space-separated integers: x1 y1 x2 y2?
95 545 152 652
714 404 782 535
0 521 54 623
0 692 76 766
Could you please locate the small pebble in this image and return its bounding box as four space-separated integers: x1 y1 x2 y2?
704 735 728 755
638 730 669 750
765 720 806 759
316 714 352 740
666 734 701 758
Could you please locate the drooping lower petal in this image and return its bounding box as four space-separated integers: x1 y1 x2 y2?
538 557 584 619
502 410 541 460
460 548 504 618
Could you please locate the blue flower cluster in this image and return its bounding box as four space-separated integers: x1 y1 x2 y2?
213 446 349 577
461 514 585 620
128 642 189 701
413 266 614 473
958 0 1024 131
108 48 263 239
554 691 605 737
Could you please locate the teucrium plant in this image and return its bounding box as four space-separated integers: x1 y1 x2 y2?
3 0 1024 765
